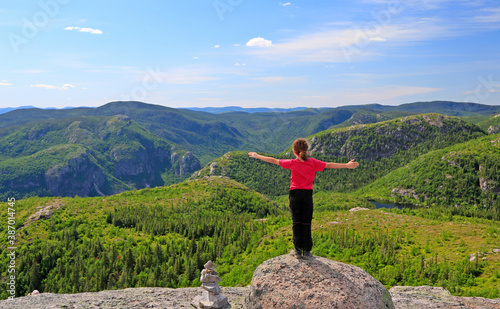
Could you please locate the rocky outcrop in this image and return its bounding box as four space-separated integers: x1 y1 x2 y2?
2 281 499 308
487 115 500 134
110 144 170 188
45 150 108 197
173 151 201 176
0 287 248 309
309 114 483 161
246 254 394 309
479 177 500 194
390 286 500 309
488 125 500 134
22 200 64 228
210 162 219 176
391 187 419 200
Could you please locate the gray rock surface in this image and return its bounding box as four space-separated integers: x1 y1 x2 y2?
246 254 394 309
2 256 499 309
390 285 500 309
0 287 248 309
3 286 500 309
177 151 201 176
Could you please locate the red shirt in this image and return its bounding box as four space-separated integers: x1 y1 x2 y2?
279 158 327 190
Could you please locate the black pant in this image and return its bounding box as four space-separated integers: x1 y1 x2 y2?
289 189 313 252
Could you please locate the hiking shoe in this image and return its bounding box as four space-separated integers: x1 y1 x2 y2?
290 249 302 258
303 251 313 257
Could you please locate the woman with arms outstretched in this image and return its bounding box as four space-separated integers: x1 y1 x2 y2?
248 138 358 258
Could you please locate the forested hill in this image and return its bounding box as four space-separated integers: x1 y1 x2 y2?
357 133 500 219
308 113 482 161
0 177 278 298
193 113 486 196
477 113 500 134
0 115 200 200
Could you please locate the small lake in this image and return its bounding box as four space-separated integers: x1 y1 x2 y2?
369 201 412 210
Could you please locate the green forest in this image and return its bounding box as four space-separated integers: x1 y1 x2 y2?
1 178 499 300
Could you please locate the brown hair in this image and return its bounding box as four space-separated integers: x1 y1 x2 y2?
293 138 309 161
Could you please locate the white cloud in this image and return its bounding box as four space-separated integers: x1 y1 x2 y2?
64 26 103 34
246 37 273 47
253 76 304 82
246 19 453 63
193 57 200 60
474 7 500 23
0 81 12 86
62 84 75 90
214 45 220 48
31 84 58 90
30 83 76 90
280 2 292 6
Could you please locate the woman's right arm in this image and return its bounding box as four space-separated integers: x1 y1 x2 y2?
248 152 280 165
325 159 358 169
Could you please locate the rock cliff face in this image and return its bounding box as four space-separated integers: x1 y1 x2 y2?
45 150 108 197
110 144 170 188
171 151 201 176
246 254 394 309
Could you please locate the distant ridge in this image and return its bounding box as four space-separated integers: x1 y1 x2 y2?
4 101 500 116
0 105 95 115
0 106 37 115
333 101 500 116
182 106 309 114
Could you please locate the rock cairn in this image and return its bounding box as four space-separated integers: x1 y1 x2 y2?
193 260 231 309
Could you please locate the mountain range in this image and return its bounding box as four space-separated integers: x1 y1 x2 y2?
1 100 500 202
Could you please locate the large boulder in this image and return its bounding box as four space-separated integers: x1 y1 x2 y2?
246 254 394 309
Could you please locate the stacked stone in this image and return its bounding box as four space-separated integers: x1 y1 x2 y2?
193 260 231 309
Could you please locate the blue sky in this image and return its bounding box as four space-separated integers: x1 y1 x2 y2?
1 0 500 109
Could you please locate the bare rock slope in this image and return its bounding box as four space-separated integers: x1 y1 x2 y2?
2 255 499 309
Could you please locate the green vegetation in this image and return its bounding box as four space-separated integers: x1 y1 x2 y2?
357 133 500 220
310 207 500 298
2 184 498 299
197 114 486 199
0 178 277 297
